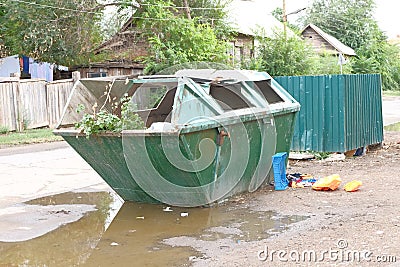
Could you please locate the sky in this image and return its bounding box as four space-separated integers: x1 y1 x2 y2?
270 0 399 39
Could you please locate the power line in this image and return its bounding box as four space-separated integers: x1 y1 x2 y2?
9 0 224 14
9 0 98 14
139 3 224 10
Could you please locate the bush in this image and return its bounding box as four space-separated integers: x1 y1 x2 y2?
352 37 400 91
250 31 316 76
310 54 353 75
0 126 10 134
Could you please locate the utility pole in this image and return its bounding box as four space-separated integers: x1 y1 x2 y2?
183 0 192 20
282 0 287 39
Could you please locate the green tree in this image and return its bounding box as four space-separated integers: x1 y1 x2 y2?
132 0 231 74
303 0 378 50
352 32 400 90
303 0 400 90
249 30 316 76
0 0 104 66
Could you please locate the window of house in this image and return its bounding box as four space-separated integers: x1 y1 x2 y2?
87 72 107 78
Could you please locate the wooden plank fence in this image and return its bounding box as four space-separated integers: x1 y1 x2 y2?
0 78 75 131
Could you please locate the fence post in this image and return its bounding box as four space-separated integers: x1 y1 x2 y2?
72 71 81 83
13 78 23 131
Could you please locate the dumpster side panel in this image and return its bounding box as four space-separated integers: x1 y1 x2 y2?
62 135 159 203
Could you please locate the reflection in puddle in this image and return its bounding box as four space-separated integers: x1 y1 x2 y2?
385 122 400 131
0 192 119 267
0 192 308 266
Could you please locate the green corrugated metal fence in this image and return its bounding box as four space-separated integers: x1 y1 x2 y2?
275 74 383 152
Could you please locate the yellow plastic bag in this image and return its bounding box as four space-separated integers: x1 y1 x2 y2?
344 180 362 192
312 174 342 191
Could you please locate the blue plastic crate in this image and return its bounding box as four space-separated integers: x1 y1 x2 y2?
272 152 288 190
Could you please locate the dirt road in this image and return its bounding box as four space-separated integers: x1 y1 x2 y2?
167 131 400 266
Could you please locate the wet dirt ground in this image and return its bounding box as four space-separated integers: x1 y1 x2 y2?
186 130 400 267
0 126 399 266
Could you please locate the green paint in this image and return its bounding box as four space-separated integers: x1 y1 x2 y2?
276 74 384 152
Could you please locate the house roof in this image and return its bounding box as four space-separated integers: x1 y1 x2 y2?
228 0 294 37
302 24 356 56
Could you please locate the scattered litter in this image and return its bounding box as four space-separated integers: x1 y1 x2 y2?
324 153 346 162
180 212 189 217
110 242 119 246
289 152 315 160
287 173 317 188
344 180 362 192
128 229 137 233
312 174 342 191
344 149 357 157
189 256 197 262
354 147 366 156
136 216 145 220
163 207 173 212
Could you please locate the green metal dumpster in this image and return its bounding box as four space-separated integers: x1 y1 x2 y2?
54 70 300 207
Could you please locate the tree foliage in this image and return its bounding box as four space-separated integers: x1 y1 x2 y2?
303 0 378 50
303 0 400 90
0 0 104 66
352 34 400 90
133 0 231 74
249 31 316 76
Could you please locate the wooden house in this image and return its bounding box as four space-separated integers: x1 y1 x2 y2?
301 24 356 57
76 0 291 76
227 0 293 67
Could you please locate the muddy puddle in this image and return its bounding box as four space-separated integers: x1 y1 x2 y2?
0 191 308 266
385 121 400 131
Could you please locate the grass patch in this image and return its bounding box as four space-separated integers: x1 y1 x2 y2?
383 90 400 97
384 122 400 132
0 128 62 147
0 126 9 134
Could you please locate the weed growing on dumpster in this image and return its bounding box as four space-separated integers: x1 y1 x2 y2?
75 94 145 138
120 95 146 131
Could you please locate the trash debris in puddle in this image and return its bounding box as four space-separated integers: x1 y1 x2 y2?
110 242 119 246
136 216 145 219
180 212 189 217
287 173 317 188
344 180 362 192
163 207 173 212
312 174 341 191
